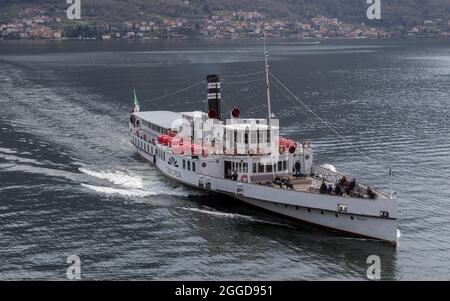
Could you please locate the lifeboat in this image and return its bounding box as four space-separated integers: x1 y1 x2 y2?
172 144 184 155
278 137 297 154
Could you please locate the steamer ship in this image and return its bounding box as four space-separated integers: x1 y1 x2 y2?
128 51 398 246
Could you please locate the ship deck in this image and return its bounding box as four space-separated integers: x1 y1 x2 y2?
254 174 383 200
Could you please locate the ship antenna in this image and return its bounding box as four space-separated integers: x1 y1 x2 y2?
264 35 273 145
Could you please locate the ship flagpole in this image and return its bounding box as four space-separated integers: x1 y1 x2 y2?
264 34 273 152
264 35 272 125
389 167 393 199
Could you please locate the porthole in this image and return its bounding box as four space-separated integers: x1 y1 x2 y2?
350 216 354 220
202 162 207 168
321 211 324 215
335 214 339 218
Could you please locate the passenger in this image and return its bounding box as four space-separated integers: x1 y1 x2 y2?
327 184 333 194
339 176 348 186
335 184 343 196
281 177 287 188
367 187 376 199
294 160 301 177
274 176 283 188
320 180 327 194
345 178 356 194
348 178 356 191
285 178 294 190
232 170 238 181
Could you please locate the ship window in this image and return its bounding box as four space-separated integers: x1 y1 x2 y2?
321 211 324 215
237 132 242 143
251 132 257 144
258 132 265 143
350 216 354 220
283 161 287 170
278 161 282 171
187 161 191 171
296 206 299 210
335 214 339 218
183 160 186 169
258 163 264 173
266 164 272 173
192 162 196 172
243 163 248 173
307 208 311 213
252 163 257 173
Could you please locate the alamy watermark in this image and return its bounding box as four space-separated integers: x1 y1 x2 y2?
66 255 81 280
366 255 381 280
366 0 381 20
66 0 81 20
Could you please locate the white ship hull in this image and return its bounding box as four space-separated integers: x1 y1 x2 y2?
132 138 398 246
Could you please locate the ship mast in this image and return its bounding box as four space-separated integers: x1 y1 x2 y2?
264 36 272 144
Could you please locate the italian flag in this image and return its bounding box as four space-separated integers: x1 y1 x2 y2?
133 89 141 112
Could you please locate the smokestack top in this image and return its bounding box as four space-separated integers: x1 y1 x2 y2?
207 74 220 83
206 74 221 120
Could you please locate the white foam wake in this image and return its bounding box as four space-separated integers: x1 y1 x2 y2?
81 183 191 198
322 163 337 172
179 207 257 221
79 167 143 189
178 207 295 228
79 167 195 198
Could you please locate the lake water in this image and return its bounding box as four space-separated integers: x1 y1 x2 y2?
0 38 449 280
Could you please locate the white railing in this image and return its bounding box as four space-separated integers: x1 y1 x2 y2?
312 165 388 199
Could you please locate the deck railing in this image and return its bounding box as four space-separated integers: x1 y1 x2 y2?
312 165 388 199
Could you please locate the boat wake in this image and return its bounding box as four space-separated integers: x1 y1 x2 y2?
79 167 143 189
178 207 296 228
79 167 194 198
80 183 188 198
322 163 337 172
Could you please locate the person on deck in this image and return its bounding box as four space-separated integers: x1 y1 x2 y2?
327 184 333 194
232 170 238 181
320 180 327 194
367 187 376 199
335 184 343 196
346 178 356 194
339 176 348 186
294 160 301 177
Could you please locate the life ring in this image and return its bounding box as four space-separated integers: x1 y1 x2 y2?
240 175 248 182
143 135 147 141
289 146 296 154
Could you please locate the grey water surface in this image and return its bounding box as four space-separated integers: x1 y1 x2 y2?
0 38 449 280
